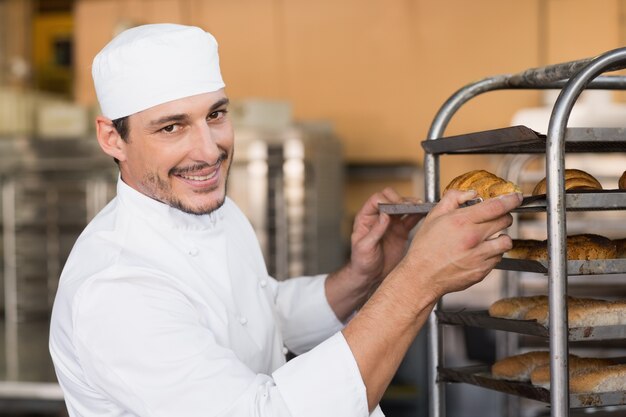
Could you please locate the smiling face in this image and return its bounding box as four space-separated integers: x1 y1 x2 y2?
98 90 234 215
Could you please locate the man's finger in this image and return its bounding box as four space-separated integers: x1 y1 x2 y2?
475 233 513 259
479 213 514 241
353 192 388 228
381 187 404 203
357 188 406 221
400 212 424 231
429 189 479 218
464 192 522 224
356 213 391 249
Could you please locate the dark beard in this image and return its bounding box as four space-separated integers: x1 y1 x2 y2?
169 178 228 216
141 153 231 216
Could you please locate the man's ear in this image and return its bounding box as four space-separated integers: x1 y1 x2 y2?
95 116 127 162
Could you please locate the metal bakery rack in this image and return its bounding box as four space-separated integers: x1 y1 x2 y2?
384 48 626 417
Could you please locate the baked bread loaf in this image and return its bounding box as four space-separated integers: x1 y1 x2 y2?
570 364 626 393
613 238 626 258
491 351 551 381
524 298 626 327
565 234 616 260
532 169 602 196
488 295 548 320
619 171 626 189
506 239 544 260
529 357 616 389
523 240 547 261
489 295 607 322
507 234 616 261
444 170 521 200
492 351 613 384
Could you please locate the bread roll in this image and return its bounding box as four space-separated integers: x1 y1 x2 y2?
566 234 616 260
613 238 626 258
570 364 626 393
529 357 616 389
532 169 602 196
619 171 626 190
506 239 544 260
444 170 521 200
491 351 551 381
488 295 548 319
524 298 626 327
489 295 614 324
504 239 546 261
525 241 548 261
508 234 616 261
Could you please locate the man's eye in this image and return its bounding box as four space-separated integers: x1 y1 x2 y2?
161 124 178 133
208 110 228 121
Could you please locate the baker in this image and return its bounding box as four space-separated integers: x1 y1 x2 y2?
49 23 522 417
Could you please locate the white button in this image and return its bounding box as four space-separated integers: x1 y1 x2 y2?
282 346 289 355
259 279 267 288
238 316 248 325
188 247 199 256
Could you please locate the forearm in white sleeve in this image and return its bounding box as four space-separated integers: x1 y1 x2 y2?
273 275 344 354
273 332 384 417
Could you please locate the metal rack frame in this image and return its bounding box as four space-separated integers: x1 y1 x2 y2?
423 48 626 417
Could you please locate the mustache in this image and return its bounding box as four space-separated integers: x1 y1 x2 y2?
169 152 228 176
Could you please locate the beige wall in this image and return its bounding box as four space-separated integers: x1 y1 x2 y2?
1 0 34 87
74 0 624 192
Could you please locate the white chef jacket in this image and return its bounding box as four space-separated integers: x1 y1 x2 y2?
50 179 384 417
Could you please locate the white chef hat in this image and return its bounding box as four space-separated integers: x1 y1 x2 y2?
92 23 225 120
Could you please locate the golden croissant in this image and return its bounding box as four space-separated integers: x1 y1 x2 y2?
532 169 601 196
444 170 521 200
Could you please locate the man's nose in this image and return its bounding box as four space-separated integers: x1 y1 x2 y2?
189 123 221 161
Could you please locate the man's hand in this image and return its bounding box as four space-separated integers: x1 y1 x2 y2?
398 189 523 301
325 188 423 321
349 188 423 289
342 188 522 411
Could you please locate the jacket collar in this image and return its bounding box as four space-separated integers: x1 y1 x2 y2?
116 177 225 231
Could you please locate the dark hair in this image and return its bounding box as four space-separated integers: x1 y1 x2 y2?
112 116 129 142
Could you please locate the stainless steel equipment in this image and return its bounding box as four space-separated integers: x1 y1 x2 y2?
229 121 346 280
0 136 116 404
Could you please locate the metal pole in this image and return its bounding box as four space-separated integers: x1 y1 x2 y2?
425 76 511 417
2 180 19 380
546 46 626 417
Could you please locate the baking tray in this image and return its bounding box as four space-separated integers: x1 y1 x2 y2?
436 310 626 341
378 191 626 215
438 365 626 408
421 125 626 155
438 365 550 402
497 257 626 275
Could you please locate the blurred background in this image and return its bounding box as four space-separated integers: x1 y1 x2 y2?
1 0 626 416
